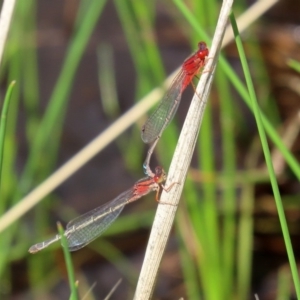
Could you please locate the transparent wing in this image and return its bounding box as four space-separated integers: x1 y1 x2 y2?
141 71 185 144
28 174 160 254
65 188 135 251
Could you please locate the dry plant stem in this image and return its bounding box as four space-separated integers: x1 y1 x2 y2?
0 0 278 232
0 0 16 67
133 0 234 298
103 279 122 300
222 0 279 47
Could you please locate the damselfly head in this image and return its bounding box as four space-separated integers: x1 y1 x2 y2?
153 166 166 184
197 41 209 59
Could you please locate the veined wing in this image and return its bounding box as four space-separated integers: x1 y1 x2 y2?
141 71 186 144
65 188 135 251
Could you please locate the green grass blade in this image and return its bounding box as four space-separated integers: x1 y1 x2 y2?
216 68 236 299
230 11 300 300
57 222 78 300
176 210 202 300
0 81 16 185
172 0 208 41
0 1 30 278
113 0 165 96
198 105 222 300
21 11 40 142
98 43 120 118
236 183 254 299
277 266 291 300
287 59 300 73
130 1 164 83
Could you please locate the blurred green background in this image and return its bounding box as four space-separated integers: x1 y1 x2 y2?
0 0 300 299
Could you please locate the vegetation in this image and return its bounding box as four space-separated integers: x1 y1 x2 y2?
0 0 299 299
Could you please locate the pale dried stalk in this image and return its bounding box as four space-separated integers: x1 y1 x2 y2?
0 0 16 67
222 0 279 47
133 0 234 298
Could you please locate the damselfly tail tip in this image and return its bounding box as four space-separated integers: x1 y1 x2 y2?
28 245 40 254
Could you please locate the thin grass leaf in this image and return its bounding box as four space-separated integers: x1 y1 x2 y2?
0 81 15 185
287 59 300 73
198 103 223 300
97 43 120 118
216 68 236 299
192 0 218 31
0 1 32 278
172 0 208 41
237 183 254 300
230 11 300 300
57 222 78 300
130 1 164 83
114 0 153 96
179 176 212 298
0 81 17 278
277 266 292 300
176 209 202 300
20 0 40 142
